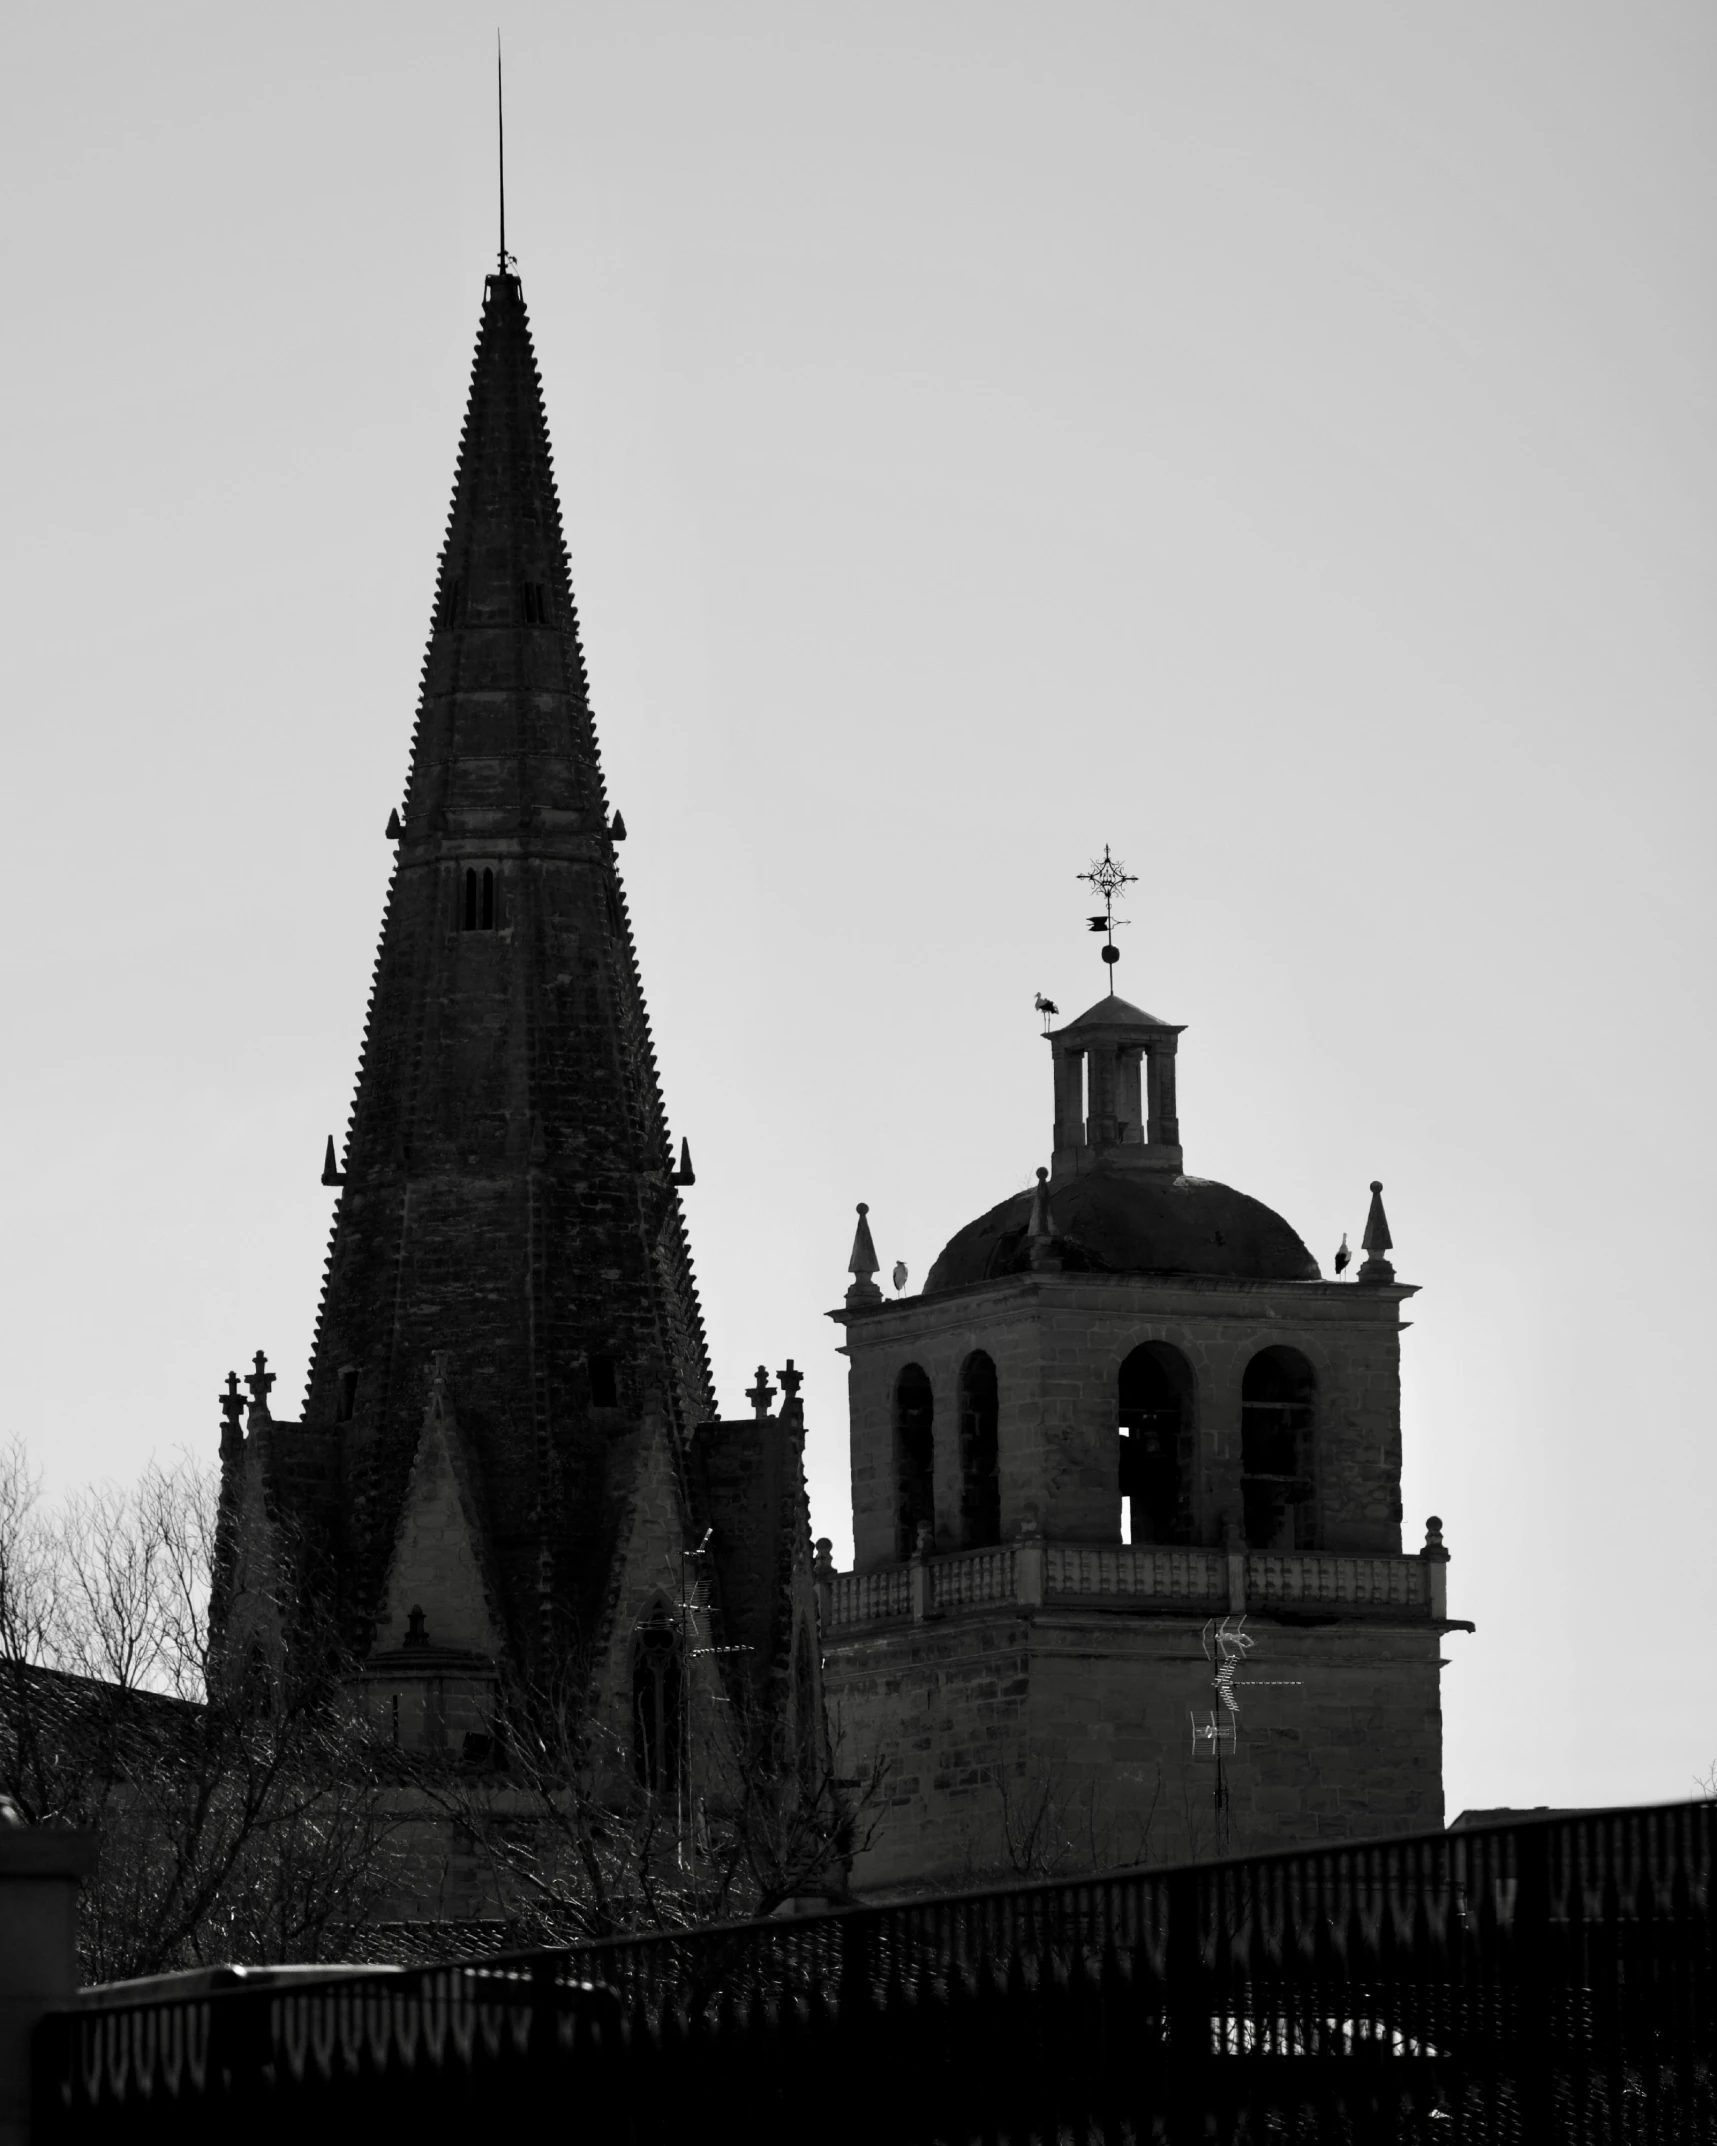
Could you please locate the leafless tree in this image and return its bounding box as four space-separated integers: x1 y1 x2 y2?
0 1438 404 1981
985 1743 1163 1881
407 1663 889 1948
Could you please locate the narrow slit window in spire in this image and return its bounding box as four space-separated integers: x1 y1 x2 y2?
461 868 498 934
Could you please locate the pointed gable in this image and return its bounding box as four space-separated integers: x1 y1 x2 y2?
377 1359 505 1660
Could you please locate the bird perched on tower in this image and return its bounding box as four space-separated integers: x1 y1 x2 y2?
892 1261 908 1294
1333 1233 1351 1276
1035 993 1058 1033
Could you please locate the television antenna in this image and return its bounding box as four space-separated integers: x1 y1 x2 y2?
1191 1615 1302 1855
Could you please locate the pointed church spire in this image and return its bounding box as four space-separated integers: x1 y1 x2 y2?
296 259 714 1677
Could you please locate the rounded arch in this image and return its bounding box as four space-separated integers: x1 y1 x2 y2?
1240 1345 1317 1551
631 1600 683 1795
1117 1341 1195 1545
893 1363 935 1560
957 1350 1001 1548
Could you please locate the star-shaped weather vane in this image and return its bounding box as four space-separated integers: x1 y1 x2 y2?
1077 844 1138 993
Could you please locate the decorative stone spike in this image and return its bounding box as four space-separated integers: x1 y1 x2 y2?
1356 1179 1395 1286
321 1135 345 1187
1026 1166 1066 1273
776 1359 804 1429
846 1203 883 1305
671 1136 695 1186
219 1372 246 1459
385 808 402 840
609 810 627 841
245 1351 275 1417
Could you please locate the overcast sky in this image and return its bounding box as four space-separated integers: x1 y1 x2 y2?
1 3 1712 1820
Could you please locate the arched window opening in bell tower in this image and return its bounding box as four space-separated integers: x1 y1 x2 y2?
631 1610 682 1795
957 1352 1000 1548
481 867 495 929
1240 1347 1317 1551
893 1364 935 1560
1117 1344 1194 1546
522 579 549 624
334 1367 359 1424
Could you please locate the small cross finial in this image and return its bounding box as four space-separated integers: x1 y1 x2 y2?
219 1371 245 1428
245 1351 275 1413
776 1359 803 1401
1076 845 1137 994
746 1365 777 1420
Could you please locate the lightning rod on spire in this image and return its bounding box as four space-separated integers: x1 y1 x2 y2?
496 31 507 274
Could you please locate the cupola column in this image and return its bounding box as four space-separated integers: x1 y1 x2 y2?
1086 1045 1119 1147
1052 1045 1085 1160
1115 1048 1144 1145
1145 1038 1179 1147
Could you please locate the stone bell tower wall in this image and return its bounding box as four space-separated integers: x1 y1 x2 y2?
842 1274 1411 1574
825 1605 1446 1895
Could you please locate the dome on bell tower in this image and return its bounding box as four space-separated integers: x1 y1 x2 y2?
922 988 1320 1293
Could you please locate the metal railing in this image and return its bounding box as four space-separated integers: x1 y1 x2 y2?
36 1799 1717 2142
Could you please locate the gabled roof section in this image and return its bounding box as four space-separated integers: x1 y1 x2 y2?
376 1360 506 1661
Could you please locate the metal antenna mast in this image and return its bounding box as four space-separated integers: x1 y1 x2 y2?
496 32 507 273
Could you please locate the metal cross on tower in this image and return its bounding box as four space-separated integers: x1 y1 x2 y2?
1077 845 1137 994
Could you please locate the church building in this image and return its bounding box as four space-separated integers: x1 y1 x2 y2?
211 236 1461 1907
211 263 822 1812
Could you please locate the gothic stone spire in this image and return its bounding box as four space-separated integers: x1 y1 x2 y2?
302 269 713 1676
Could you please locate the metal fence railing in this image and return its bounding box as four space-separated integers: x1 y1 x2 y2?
35 1797 1717 2143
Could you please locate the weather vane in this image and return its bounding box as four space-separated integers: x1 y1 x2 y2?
1077 845 1137 994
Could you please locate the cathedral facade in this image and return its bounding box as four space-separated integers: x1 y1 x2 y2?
212 251 1461 1906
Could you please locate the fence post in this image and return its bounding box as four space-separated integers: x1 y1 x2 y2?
0 1819 97 2146
1512 1823 1554 2135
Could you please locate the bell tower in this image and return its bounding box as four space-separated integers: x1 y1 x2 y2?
820 858 1465 1893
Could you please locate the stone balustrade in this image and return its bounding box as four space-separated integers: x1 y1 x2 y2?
826 1538 1442 1631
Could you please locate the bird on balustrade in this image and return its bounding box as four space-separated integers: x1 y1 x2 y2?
1333 1233 1351 1276
892 1261 908 1293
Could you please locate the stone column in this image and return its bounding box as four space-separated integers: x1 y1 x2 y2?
0 1821 98 2146
1052 1047 1085 1162
1115 1048 1144 1144
1146 1040 1180 1146
1086 1045 1118 1148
